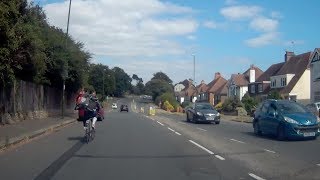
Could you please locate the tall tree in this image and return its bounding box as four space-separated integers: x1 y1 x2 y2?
151 72 172 84
112 67 132 97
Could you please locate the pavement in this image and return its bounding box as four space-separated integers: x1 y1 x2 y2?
0 97 319 180
0 112 77 150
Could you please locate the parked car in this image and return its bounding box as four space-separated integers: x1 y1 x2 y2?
253 100 320 140
111 103 117 109
306 102 320 117
120 104 129 112
186 102 220 124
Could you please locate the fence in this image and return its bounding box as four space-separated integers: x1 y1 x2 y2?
0 80 76 124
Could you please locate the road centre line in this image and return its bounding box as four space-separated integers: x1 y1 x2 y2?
189 140 214 155
157 121 164 126
264 149 276 154
230 138 246 144
196 127 207 131
168 127 175 132
175 132 182 136
215 155 225 160
317 164 320 166
248 173 266 180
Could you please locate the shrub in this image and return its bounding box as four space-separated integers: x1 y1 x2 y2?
215 102 223 112
241 94 258 115
163 100 174 112
222 97 243 112
156 92 179 110
267 90 283 100
236 107 247 116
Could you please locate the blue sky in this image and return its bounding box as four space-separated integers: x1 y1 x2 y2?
37 0 319 84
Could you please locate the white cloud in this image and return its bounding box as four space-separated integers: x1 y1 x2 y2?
245 32 279 47
203 21 218 29
249 17 279 32
187 35 196 40
220 5 262 20
44 0 197 57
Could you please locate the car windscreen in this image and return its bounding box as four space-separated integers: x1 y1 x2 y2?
195 104 215 111
276 101 308 114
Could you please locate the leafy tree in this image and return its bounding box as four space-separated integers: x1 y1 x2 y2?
144 79 173 100
112 67 132 97
88 64 115 97
241 94 258 115
151 72 172 84
267 90 282 100
131 74 144 95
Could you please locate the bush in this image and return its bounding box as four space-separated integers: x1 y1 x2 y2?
267 90 283 100
163 100 174 112
156 92 179 110
236 107 247 116
222 97 243 112
181 101 191 108
241 94 258 115
215 102 223 112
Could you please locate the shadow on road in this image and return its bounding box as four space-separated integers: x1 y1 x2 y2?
241 131 317 142
68 136 84 141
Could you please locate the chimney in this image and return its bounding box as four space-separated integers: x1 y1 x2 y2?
285 51 295 62
249 64 255 83
214 72 221 80
201 80 205 84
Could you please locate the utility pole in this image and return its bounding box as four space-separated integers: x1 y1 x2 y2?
193 54 195 85
62 0 72 119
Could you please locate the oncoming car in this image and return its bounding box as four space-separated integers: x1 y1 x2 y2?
111 103 117 109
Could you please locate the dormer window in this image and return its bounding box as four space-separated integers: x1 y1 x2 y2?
281 77 287 87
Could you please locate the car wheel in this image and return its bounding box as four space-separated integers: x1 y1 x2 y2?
186 114 190 122
253 121 262 136
277 125 286 141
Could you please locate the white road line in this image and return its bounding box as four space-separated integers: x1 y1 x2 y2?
230 138 246 144
157 121 164 126
189 140 214 155
175 132 182 136
168 127 175 132
317 164 320 166
215 155 225 160
264 149 276 154
248 173 266 180
196 127 207 131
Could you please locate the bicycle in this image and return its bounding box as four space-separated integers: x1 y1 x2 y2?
84 117 95 143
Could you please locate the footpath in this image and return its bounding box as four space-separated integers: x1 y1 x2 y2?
0 111 77 151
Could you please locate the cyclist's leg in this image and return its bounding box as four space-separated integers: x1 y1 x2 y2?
92 116 97 129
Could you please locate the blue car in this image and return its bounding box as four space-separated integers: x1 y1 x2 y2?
253 100 320 140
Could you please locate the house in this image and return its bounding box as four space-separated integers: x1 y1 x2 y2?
269 51 312 104
310 48 320 103
197 80 208 102
227 65 263 100
178 80 197 103
202 72 228 105
174 79 189 103
248 62 284 101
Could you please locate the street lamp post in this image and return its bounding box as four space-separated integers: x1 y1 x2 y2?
62 0 72 119
192 54 195 85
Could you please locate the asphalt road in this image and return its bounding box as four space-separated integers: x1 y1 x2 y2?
151 106 320 180
0 98 259 180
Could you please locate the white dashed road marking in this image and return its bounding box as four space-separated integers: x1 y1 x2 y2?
175 132 182 136
317 164 320 166
189 140 214 155
264 149 276 154
215 155 225 160
248 173 266 180
230 138 246 144
196 127 207 131
157 121 164 126
168 127 175 132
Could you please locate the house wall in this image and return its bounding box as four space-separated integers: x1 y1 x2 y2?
290 69 311 104
208 93 214 105
174 84 185 92
239 86 248 100
311 59 320 103
270 74 295 89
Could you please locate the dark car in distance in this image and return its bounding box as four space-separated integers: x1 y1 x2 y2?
186 102 220 124
253 100 320 140
120 104 129 112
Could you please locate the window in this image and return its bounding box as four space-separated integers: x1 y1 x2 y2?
251 84 255 93
261 102 270 114
271 79 277 87
258 84 263 93
281 78 287 87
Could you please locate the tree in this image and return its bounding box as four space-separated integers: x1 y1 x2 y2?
151 72 172 84
267 90 282 100
112 67 132 97
241 94 258 115
144 79 173 101
131 74 144 95
88 64 115 97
